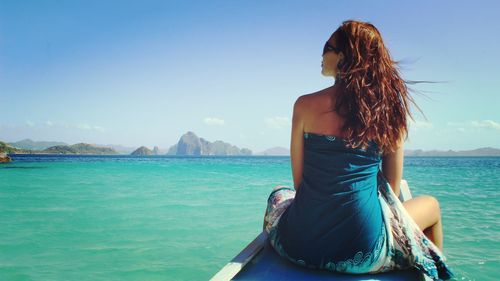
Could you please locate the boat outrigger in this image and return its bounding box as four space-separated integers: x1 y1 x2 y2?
211 180 431 281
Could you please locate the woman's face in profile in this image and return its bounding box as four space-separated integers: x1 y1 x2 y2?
321 35 344 78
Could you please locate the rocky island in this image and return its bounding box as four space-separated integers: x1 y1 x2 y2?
8 139 67 150
42 143 119 155
167 131 252 156
0 141 29 162
131 146 160 156
1 140 119 155
4 137 499 157
0 152 11 163
1 141 30 154
404 147 500 157
257 146 290 156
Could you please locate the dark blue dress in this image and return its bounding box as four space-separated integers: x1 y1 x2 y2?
263 132 454 280
277 131 383 267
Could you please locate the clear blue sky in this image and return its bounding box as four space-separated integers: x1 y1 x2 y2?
1 0 499 152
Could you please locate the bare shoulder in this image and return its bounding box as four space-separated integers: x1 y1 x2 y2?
294 93 313 106
293 94 308 115
294 87 331 111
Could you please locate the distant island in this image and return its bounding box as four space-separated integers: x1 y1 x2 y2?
9 139 67 150
131 146 160 156
0 152 11 163
166 131 252 156
0 131 253 156
253 146 500 157
0 141 119 155
7 139 137 154
2 136 500 157
126 131 253 156
404 147 500 157
43 143 119 155
256 147 290 156
1 141 24 154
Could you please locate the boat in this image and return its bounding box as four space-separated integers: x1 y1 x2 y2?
211 180 431 281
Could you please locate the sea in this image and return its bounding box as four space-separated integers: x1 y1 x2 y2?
0 155 499 280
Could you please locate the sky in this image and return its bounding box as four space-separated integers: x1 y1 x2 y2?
1 0 499 153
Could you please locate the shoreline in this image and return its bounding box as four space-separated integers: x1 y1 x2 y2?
5 153 500 158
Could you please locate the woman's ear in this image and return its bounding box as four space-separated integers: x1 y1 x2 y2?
337 57 345 69
336 52 345 68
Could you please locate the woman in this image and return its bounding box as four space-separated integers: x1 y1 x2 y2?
263 20 454 280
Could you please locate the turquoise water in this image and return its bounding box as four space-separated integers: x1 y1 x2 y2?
0 155 498 280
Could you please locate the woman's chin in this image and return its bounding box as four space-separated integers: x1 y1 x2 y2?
321 69 332 77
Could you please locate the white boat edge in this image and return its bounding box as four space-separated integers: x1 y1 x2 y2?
210 180 430 281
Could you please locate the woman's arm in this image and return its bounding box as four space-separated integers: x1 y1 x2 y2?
381 134 405 198
290 96 305 191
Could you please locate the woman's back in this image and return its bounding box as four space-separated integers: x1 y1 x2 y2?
276 129 385 271
299 86 348 138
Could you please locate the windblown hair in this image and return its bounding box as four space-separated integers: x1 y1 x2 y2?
332 19 425 154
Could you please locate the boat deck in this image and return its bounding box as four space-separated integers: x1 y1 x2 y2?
233 238 426 280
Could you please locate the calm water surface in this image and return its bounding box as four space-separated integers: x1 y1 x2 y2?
1 155 498 280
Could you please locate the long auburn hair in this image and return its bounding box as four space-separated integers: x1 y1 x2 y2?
331 19 426 154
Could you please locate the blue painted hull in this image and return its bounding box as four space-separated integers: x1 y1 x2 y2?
233 240 426 281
